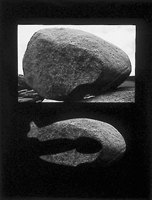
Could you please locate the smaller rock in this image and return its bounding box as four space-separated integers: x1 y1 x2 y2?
27 118 126 166
18 89 44 103
18 74 44 102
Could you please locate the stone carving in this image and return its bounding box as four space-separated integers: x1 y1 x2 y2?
27 118 126 167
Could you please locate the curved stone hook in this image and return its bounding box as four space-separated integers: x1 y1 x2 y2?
27 118 126 167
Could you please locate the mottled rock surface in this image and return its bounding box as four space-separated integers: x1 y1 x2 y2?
27 118 126 166
23 28 131 100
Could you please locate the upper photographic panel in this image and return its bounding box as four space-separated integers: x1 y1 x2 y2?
18 25 135 103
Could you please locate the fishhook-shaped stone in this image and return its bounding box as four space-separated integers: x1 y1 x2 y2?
27 118 126 167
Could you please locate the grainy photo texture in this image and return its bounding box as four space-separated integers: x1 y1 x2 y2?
18 25 135 103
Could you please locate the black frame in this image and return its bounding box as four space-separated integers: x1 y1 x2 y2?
1 0 152 199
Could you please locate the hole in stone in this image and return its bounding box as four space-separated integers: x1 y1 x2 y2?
37 138 75 155
75 137 102 154
29 137 102 156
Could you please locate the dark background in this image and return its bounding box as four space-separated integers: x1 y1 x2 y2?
0 0 152 199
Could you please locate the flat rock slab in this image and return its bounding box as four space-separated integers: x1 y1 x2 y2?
18 89 44 103
82 85 135 103
81 78 135 102
27 118 126 166
23 28 131 100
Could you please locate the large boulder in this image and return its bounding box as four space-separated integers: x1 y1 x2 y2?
27 118 126 167
23 28 131 100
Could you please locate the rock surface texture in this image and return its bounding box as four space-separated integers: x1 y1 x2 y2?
27 118 126 167
23 28 131 100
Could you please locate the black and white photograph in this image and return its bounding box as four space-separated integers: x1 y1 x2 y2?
1 0 152 200
18 25 135 103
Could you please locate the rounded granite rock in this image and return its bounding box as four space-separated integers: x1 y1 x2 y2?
23 28 131 100
27 118 126 167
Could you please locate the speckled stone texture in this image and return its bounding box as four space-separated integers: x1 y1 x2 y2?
23 28 131 100
27 118 126 166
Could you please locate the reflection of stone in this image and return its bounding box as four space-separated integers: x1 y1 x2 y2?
27 118 126 167
23 28 131 101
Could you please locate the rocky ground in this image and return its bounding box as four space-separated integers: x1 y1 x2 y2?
81 79 135 103
18 74 44 102
18 75 135 103
42 77 135 103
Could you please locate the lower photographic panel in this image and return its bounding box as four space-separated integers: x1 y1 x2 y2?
2 105 150 198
